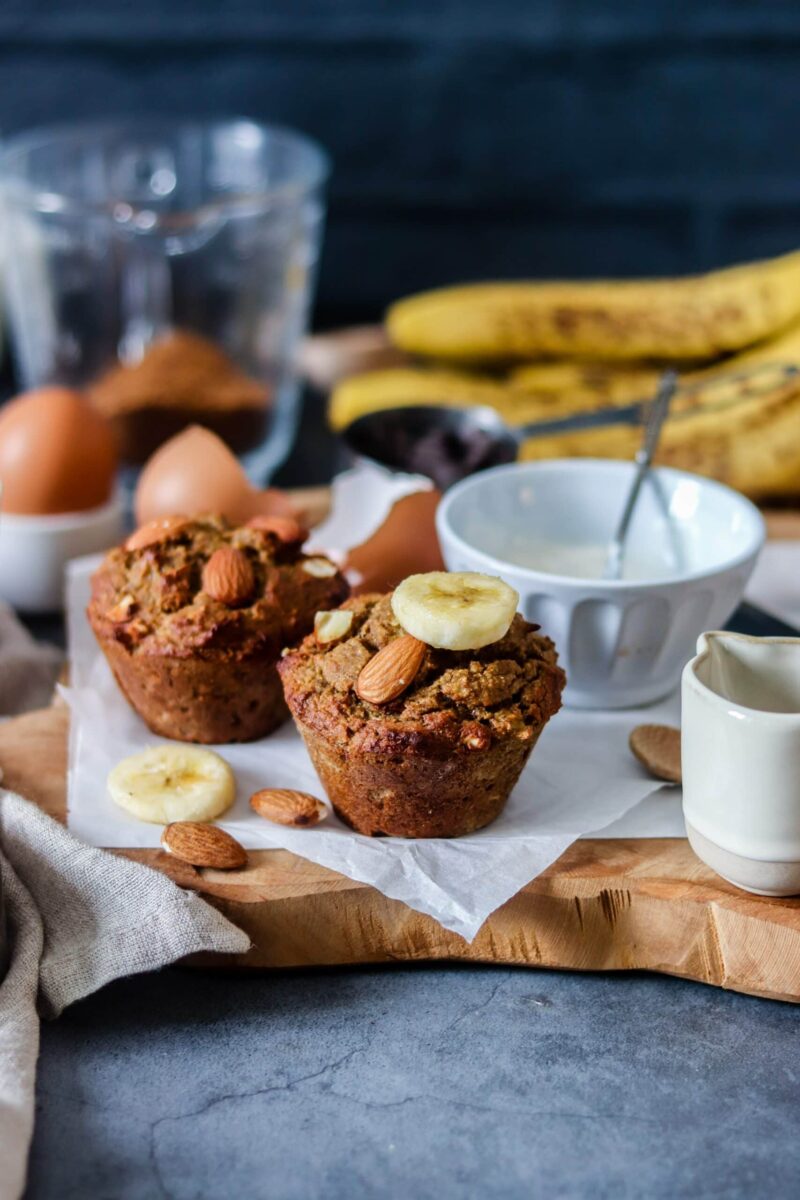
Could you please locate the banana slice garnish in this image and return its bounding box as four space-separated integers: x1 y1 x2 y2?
391 571 519 651
108 745 236 825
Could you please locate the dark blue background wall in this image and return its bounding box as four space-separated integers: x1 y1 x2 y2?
2 0 800 324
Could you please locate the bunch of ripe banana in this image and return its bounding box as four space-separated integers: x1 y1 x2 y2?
329 249 800 499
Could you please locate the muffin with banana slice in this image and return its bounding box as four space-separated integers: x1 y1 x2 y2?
278 571 565 837
88 513 348 743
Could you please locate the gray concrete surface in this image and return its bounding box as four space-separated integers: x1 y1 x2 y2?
25 965 800 1199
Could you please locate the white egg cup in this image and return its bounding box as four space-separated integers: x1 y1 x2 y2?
436 460 765 709
0 495 124 613
682 631 800 896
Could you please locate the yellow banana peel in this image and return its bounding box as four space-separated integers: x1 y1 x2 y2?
387 249 800 363
519 374 800 500
329 367 529 432
332 283 800 498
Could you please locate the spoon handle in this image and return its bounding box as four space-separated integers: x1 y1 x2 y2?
602 370 678 581
515 360 799 441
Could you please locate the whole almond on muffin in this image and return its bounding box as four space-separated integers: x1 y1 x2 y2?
202 546 255 607
355 635 426 704
247 514 308 544
126 514 191 551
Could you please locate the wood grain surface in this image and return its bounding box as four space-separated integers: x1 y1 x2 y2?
2 705 799 1002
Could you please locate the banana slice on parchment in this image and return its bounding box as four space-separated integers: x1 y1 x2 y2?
392 571 519 651
108 745 236 824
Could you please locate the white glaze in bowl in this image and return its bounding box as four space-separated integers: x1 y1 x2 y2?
436 460 765 709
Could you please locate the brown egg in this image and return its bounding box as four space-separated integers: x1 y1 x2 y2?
0 387 116 514
344 489 445 594
134 425 298 526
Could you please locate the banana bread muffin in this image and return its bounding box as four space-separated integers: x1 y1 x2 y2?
278 580 565 837
88 514 348 743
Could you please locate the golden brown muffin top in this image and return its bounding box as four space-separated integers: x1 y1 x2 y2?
278 592 565 754
88 514 348 661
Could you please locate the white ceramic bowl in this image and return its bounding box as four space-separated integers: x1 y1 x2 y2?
436 460 765 709
682 631 800 896
0 495 124 613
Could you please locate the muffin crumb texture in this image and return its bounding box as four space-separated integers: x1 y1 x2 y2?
281 593 564 749
91 515 345 659
279 593 565 836
88 515 348 742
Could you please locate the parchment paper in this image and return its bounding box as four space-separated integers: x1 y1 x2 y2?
63 464 675 940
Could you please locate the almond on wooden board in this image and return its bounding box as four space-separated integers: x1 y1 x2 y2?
202 546 255 607
126 514 190 551
161 822 247 869
629 724 682 784
250 788 328 827
356 634 426 705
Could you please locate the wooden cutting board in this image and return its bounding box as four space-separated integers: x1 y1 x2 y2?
2 704 799 1003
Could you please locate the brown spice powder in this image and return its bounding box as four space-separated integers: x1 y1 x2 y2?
90 329 268 417
89 329 271 463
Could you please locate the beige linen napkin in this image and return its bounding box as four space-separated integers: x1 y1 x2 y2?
0 604 62 716
0 790 250 1200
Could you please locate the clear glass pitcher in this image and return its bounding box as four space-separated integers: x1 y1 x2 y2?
0 119 329 480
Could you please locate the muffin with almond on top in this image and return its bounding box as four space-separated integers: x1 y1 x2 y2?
279 572 565 837
88 513 348 743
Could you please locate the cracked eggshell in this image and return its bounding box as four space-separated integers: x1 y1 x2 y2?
134 425 297 526
344 489 445 594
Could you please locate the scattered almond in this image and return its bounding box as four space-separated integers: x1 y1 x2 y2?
629 724 682 784
161 822 247 869
314 609 354 645
202 546 255 607
247 514 308 544
250 788 328 827
356 634 426 705
302 557 338 578
126 514 190 551
106 594 137 623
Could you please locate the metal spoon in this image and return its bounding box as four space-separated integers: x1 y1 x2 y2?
602 371 677 580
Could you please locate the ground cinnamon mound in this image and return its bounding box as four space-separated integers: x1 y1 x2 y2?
89 330 270 463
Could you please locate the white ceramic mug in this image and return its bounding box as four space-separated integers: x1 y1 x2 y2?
681 631 800 896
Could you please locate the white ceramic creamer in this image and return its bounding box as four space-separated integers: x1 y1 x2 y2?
682 631 800 896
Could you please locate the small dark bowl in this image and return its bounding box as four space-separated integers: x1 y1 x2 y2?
341 405 519 491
